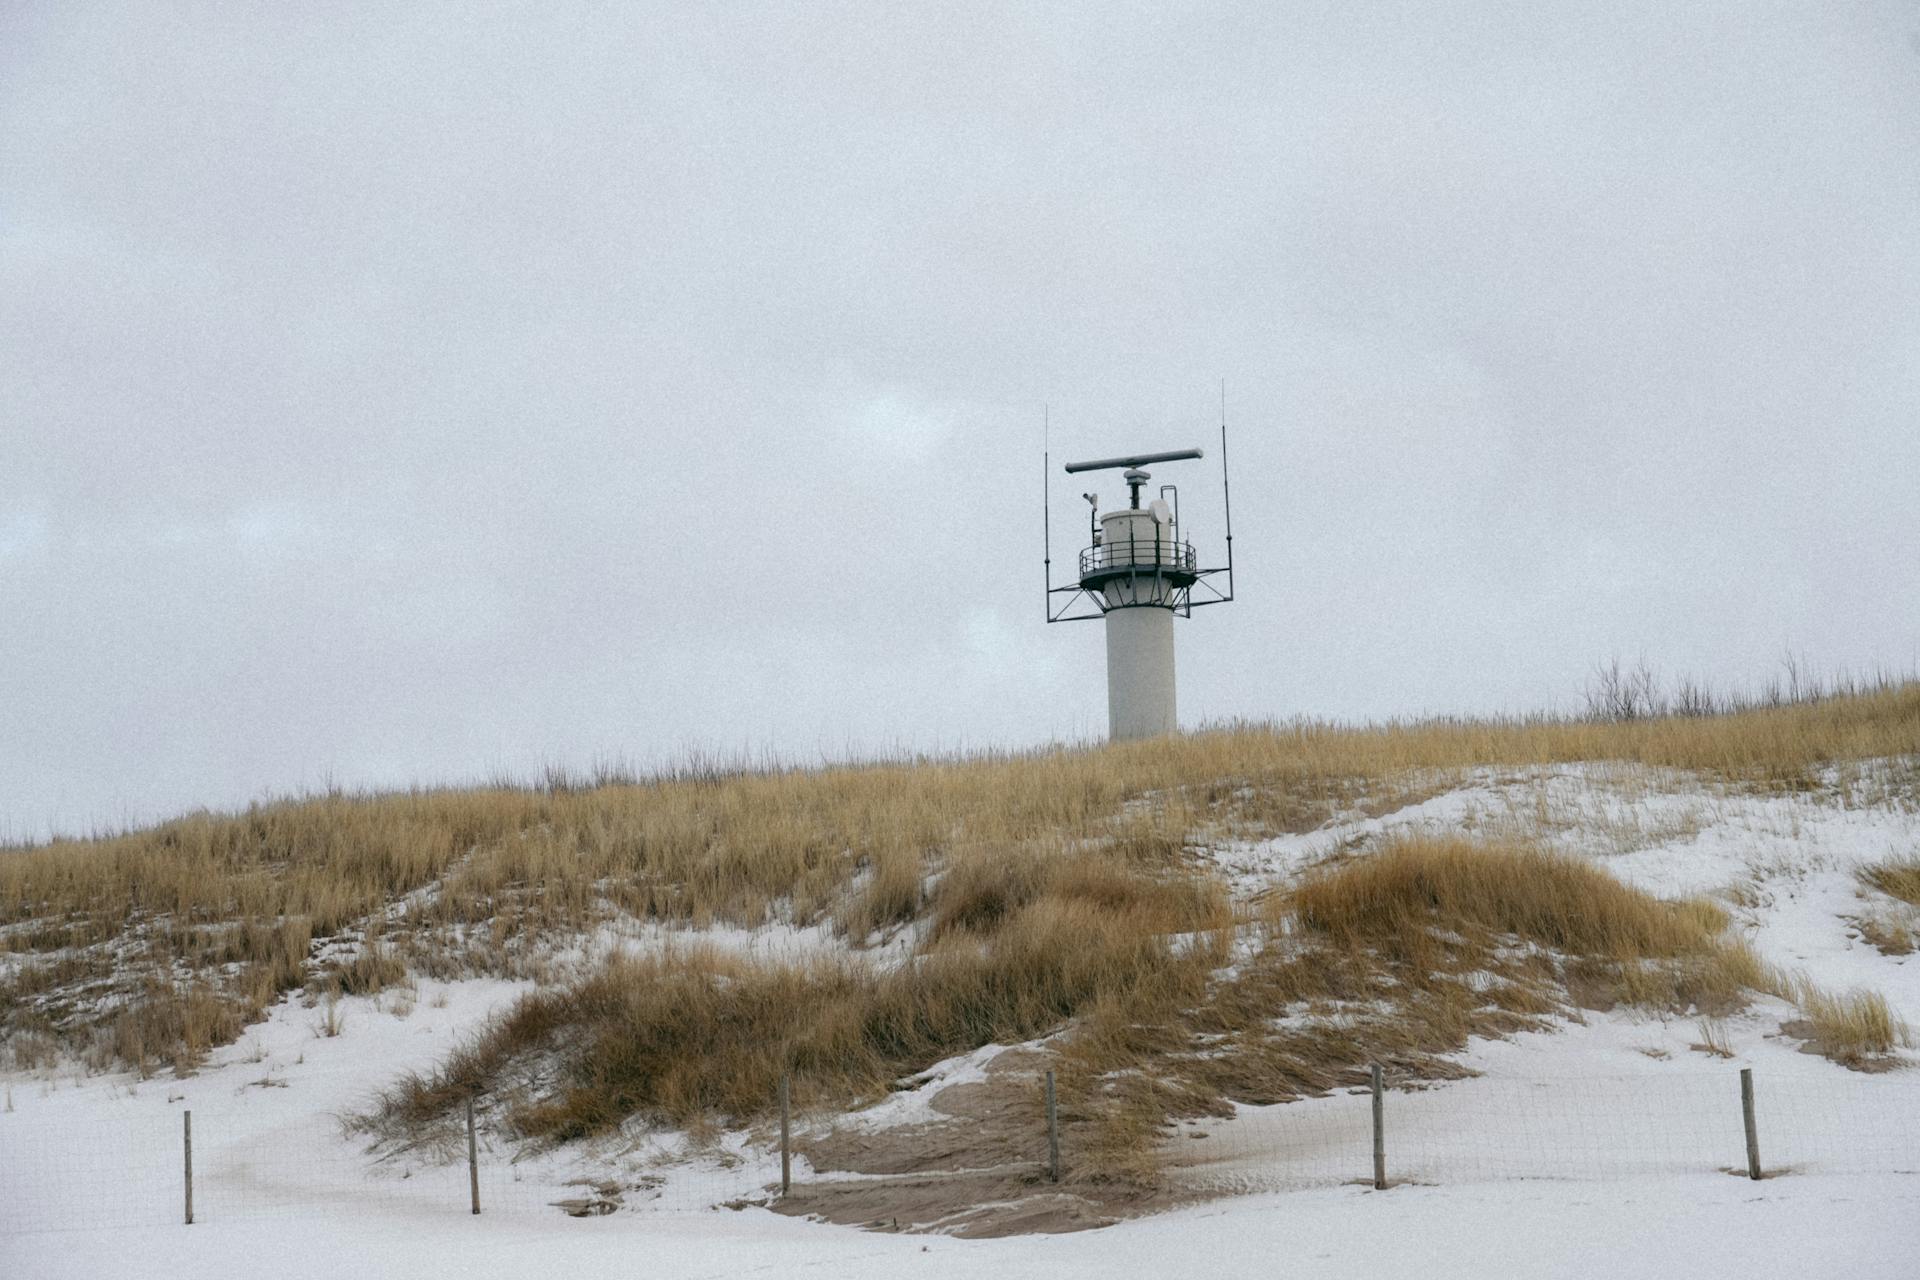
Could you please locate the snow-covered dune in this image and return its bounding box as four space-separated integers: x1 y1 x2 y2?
6 762 1919 1277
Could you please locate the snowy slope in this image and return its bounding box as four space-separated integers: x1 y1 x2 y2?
5 763 1919 1277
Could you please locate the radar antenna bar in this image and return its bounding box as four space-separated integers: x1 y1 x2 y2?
1062 448 1203 474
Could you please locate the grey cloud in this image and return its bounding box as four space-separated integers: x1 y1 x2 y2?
3 2 1917 838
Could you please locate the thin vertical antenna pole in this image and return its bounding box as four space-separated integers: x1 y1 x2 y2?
1219 379 1234 601
780 1075 792 1196
1043 405 1052 618
467 1097 480 1215
183 1110 193 1226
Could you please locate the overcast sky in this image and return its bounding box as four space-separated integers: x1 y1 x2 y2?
4 3 1917 840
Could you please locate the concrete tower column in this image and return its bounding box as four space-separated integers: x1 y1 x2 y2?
1104 605 1176 739
1091 502 1183 741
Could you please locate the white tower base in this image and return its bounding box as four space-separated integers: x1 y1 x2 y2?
1104 606 1177 740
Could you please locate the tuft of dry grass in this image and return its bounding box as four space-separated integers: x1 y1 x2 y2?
103 980 248 1078
1773 971 1912 1066
1851 854 1920 958
1291 837 1727 960
1859 854 1920 907
1856 912 1915 956
316 942 407 999
837 845 926 938
313 998 346 1040
1694 1017 1734 1058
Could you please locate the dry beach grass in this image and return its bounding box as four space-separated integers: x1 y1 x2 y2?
365 830 1907 1187
2 674 1916 1173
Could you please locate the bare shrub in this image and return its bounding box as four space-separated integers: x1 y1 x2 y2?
1585 658 1667 723
1672 675 1719 718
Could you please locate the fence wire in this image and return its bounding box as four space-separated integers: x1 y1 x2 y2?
2 1071 1916 1238
0 1102 793 1236
1165 1072 1920 1194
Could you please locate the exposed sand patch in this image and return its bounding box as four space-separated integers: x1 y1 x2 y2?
771 1048 1174 1237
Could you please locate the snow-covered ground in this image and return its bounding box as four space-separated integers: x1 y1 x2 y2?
9 1174 1914 1280
5 763 1919 1277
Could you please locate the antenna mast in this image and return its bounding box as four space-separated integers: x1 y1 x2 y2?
1042 405 1052 619
1219 380 1234 603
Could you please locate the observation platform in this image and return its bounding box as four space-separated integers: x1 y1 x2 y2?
1076 537 1200 591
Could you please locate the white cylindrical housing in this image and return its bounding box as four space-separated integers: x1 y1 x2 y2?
1094 508 1182 608
1104 604 1176 740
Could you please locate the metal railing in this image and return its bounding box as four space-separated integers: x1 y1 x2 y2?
1078 535 1198 577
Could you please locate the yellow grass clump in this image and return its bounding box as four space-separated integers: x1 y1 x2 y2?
1859 854 1920 907
1292 837 1727 959
1773 971 1913 1066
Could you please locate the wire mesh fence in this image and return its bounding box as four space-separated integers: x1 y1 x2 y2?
3 1069 1916 1238
1165 1070 1920 1195
0 1101 791 1236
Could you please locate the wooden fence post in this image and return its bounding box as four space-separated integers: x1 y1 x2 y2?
1741 1068 1761 1181
183 1110 193 1226
1045 1070 1060 1183
779 1075 792 1197
467 1097 481 1215
1370 1065 1386 1191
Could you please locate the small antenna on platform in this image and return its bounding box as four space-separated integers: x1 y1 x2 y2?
1219 380 1234 602
1042 405 1052 617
